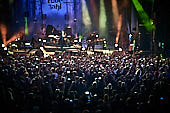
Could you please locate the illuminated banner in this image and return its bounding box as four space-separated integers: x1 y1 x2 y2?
43 0 66 14
47 0 63 10
42 0 67 27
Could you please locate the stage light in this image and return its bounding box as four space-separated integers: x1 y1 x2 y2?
132 0 155 32
48 35 54 38
79 35 83 42
24 17 29 35
162 43 164 46
162 43 164 49
129 34 132 42
39 38 42 42
94 94 97 97
4 47 7 51
43 39 47 43
85 91 89 95
96 34 99 38
40 47 43 50
15 38 20 41
115 44 118 47
79 38 82 42
25 43 31 46
132 40 136 51
74 18 77 22
12 44 16 47
2 44 5 47
158 42 161 47
160 97 164 100
67 35 71 38
104 43 107 49
55 35 60 38
74 40 78 43
82 47 86 51
119 48 123 51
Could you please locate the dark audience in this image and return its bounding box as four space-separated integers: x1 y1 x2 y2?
0 52 169 113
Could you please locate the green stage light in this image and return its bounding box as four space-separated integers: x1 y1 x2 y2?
132 0 155 32
24 17 28 35
99 0 107 36
79 34 83 42
162 43 164 49
79 35 83 39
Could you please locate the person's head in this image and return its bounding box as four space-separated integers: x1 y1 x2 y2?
103 94 109 102
24 71 29 77
82 79 86 84
107 83 112 89
92 81 97 87
79 77 83 82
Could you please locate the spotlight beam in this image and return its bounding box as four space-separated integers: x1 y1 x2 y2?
90 0 99 30
111 0 119 27
99 0 107 36
25 17 29 35
0 24 24 46
81 0 92 31
116 14 123 44
132 0 155 32
0 24 7 46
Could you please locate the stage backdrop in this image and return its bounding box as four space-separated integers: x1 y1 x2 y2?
41 0 81 34
42 0 67 30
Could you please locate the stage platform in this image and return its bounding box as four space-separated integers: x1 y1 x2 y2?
41 45 117 55
9 44 118 56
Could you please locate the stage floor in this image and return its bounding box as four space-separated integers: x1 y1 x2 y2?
9 43 118 56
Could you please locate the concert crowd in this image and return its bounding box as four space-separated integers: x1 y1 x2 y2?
0 52 170 113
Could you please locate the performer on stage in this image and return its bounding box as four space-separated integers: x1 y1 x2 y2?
86 33 96 51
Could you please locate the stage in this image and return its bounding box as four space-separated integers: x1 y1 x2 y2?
9 43 118 57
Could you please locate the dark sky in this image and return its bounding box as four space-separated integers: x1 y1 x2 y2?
0 0 10 24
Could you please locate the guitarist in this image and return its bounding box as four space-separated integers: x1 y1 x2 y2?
87 33 96 51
